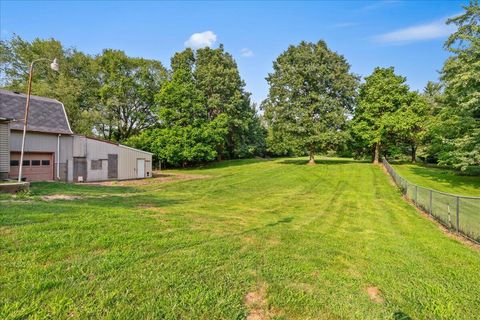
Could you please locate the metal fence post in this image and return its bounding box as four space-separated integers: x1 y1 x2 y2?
456 196 460 232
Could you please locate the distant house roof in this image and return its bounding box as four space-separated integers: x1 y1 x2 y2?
0 89 73 135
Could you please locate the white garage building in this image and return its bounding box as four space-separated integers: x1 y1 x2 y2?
0 89 152 182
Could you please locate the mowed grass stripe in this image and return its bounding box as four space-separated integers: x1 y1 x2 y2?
1 158 479 319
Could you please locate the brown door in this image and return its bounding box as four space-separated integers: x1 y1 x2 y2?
108 154 118 179
10 152 54 181
73 157 87 182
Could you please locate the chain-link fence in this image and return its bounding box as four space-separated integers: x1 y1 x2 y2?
382 158 480 243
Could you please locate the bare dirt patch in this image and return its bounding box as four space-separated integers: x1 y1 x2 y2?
42 194 82 201
0 227 14 236
366 286 384 303
244 283 275 320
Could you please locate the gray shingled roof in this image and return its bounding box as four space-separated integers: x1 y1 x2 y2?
0 89 72 134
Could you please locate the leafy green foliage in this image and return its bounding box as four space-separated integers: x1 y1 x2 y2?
433 1 480 170
262 41 358 162
128 46 265 166
389 92 430 162
96 49 167 141
193 46 263 159
351 67 429 163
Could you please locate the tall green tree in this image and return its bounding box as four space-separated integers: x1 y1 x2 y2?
96 49 168 141
421 81 445 163
133 45 264 166
194 45 257 159
389 92 430 162
142 49 228 166
434 0 480 170
351 67 411 163
262 40 358 164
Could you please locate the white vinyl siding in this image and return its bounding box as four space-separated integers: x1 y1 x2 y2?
0 122 10 175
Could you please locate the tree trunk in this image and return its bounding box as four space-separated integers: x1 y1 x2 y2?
308 150 315 165
411 145 417 163
373 142 380 164
216 145 223 162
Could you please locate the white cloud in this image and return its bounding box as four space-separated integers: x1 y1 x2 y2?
374 18 456 44
184 31 217 49
240 48 254 57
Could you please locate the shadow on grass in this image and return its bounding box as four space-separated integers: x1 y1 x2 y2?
393 311 412 320
407 166 480 191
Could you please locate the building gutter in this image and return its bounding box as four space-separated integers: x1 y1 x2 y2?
57 134 61 180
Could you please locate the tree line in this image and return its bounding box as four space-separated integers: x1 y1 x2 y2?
1 1 478 171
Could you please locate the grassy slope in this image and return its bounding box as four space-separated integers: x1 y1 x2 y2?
392 164 480 196
1 158 479 319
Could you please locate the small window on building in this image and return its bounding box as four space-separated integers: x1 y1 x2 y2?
31 160 41 166
91 159 103 170
22 160 30 166
10 160 19 166
42 160 50 166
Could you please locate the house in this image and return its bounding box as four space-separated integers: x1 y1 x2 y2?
0 89 152 182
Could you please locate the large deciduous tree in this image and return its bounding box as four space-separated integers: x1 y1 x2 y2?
194 45 259 159
351 67 412 163
146 49 227 166
262 41 358 164
127 46 264 166
96 49 168 141
390 92 430 163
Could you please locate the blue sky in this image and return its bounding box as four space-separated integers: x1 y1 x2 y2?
0 0 467 105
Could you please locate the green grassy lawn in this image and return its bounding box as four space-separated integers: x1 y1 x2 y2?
390 163 480 244
1 158 480 319
391 164 480 196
